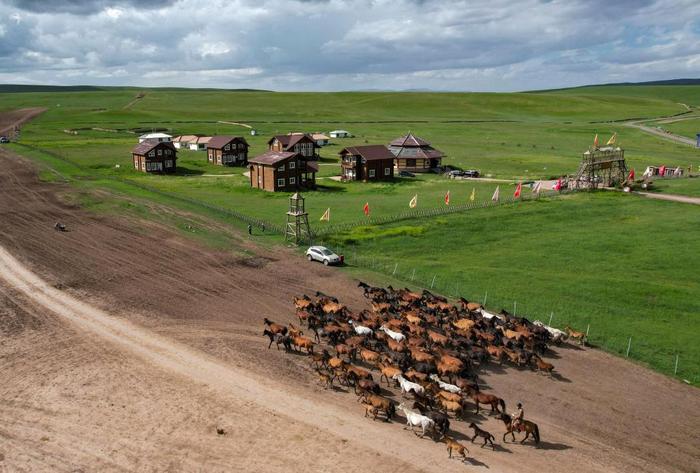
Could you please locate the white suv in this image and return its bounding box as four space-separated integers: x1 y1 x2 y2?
305 246 341 266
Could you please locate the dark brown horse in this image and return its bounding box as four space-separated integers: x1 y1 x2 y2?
498 413 540 444
467 389 506 414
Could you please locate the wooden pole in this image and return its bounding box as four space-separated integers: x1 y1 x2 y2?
626 337 632 357
483 291 488 307
674 355 679 375
392 263 398 275
548 312 554 326
430 275 436 289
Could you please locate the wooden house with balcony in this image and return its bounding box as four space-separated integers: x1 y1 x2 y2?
207 136 249 166
132 140 177 173
339 145 395 181
248 151 318 192
267 133 319 160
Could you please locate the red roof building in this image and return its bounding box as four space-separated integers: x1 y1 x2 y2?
388 133 444 172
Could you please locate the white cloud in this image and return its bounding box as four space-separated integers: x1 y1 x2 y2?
0 0 698 90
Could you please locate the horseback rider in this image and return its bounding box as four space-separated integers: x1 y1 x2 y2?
511 402 524 431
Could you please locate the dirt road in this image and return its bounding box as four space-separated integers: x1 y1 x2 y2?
625 120 697 146
1 147 699 472
634 191 700 205
0 108 46 137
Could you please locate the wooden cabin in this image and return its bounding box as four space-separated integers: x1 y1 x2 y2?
249 151 318 192
267 133 319 160
132 140 177 173
388 133 444 172
340 145 395 181
207 136 249 166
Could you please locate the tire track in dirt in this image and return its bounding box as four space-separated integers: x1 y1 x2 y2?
0 245 518 473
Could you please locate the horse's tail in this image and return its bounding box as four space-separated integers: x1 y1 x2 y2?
533 424 540 444
499 399 506 412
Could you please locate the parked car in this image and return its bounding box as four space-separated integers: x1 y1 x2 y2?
399 170 415 177
447 170 464 178
305 245 342 266
463 169 480 178
0 136 9 144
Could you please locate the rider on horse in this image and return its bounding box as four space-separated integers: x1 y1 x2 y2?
511 402 524 431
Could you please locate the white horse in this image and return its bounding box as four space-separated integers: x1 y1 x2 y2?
429 374 461 394
379 325 406 343
348 320 373 336
479 308 504 321
393 373 424 397
397 403 436 438
533 320 567 344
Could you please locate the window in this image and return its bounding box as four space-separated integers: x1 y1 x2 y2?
165 149 171 156
134 158 139 169
277 178 285 187
407 158 416 167
384 167 391 176
157 149 162 156
165 160 173 168
278 165 285 172
258 172 262 184
224 144 230 150
289 177 296 185
148 151 155 157
289 161 296 169
208 152 213 161
368 169 376 178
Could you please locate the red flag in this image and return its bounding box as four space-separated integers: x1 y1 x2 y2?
658 165 666 176
513 182 522 198
444 190 450 206
594 134 599 148
363 202 370 216
627 168 635 181
553 178 562 191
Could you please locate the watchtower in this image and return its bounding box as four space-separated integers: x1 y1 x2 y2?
285 193 311 245
573 145 628 189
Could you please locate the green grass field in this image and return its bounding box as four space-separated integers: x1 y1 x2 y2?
320 192 700 383
4 85 700 385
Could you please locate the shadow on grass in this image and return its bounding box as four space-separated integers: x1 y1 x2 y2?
174 166 206 176
315 184 347 193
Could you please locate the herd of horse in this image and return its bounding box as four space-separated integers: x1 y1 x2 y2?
262 283 584 462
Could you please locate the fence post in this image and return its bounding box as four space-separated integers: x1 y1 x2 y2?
392 263 398 275
430 275 436 289
674 354 679 375
513 301 517 316
586 324 590 337
410 269 416 281
548 312 553 326
483 291 488 307
626 337 632 357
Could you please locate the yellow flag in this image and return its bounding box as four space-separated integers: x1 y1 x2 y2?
320 208 330 221
470 188 475 202
594 134 599 148
409 194 418 208
606 132 617 145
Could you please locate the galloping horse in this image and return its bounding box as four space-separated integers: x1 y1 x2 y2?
498 413 540 444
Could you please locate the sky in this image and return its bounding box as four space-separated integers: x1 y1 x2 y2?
1 0 700 91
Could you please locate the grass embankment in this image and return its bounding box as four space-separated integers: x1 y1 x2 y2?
321 192 700 384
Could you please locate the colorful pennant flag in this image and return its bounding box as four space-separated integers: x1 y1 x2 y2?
470 188 476 202
491 186 500 202
532 181 542 195
607 133 617 146
658 165 666 176
627 168 635 181
553 178 562 191
594 134 599 148
444 190 450 206
363 202 370 216
514 182 522 198
320 208 330 222
409 194 418 208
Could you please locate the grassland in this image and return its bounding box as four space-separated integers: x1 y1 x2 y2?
321 192 700 383
4 85 700 384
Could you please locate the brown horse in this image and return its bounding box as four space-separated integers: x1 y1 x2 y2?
468 390 506 414
498 413 540 444
564 325 587 346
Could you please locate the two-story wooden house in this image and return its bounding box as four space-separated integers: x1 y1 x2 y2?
248 151 318 192
207 136 249 166
132 140 177 173
339 145 395 181
267 133 319 160
388 133 444 172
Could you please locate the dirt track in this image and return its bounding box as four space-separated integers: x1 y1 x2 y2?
0 108 46 137
1 144 699 472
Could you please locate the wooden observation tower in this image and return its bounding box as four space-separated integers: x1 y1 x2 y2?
573 144 628 189
285 193 311 245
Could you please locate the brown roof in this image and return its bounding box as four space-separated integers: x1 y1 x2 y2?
207 135 248 149
389 133 432 147
306 161 319 172
249 151 298 166
268 133 316 150
132 140 176 155
340 145 394 161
